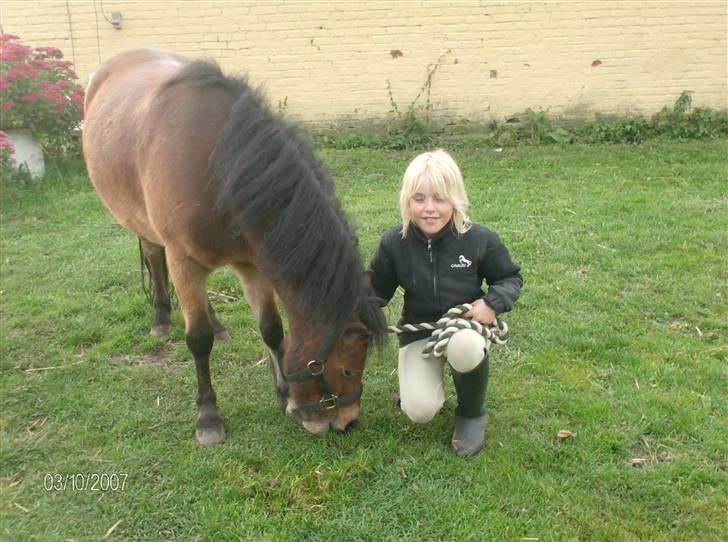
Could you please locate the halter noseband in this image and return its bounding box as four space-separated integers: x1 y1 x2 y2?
281 318 362 413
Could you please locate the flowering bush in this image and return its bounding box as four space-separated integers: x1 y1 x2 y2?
0 34 84 154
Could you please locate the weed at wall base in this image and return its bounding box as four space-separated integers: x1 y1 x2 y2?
316 91 728 150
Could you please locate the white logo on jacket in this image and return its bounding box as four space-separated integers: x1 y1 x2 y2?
451 255 472 268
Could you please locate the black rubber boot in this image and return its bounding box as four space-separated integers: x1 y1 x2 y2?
450 353 489 457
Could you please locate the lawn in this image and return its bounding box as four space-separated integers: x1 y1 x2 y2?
1 140 726 541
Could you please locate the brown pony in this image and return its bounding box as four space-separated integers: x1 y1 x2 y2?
83 49 387 445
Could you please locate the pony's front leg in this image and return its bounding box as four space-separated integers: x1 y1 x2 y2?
168 252 225 446
234 264 287 406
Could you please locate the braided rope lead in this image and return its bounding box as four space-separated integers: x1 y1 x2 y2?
388 304 509 358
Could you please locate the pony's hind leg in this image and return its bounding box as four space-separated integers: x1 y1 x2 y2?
139 237 172 337
166 251 225 446
234 264 287 405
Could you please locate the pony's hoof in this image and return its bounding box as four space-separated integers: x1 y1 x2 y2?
150 325 171 337
215 330 231 342
196 425 226 447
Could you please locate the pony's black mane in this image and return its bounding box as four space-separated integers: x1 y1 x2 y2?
166 60 386 339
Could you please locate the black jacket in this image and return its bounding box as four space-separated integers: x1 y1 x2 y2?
369 222 523 346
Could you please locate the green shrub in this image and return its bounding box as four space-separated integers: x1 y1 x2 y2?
651 91 728 139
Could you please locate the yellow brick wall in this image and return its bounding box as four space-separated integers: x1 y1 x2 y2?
2 1 726 126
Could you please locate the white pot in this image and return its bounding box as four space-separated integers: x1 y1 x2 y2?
6 128 45 178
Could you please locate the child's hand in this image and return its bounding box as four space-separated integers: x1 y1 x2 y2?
464 299 496 325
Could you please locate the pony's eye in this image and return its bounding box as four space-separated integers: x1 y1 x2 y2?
341 368 358 378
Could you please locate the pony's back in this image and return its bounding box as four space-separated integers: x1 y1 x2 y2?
83 49 242 264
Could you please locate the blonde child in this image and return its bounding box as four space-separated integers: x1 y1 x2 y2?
369 150 522 456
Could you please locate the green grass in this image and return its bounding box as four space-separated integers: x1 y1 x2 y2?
1 141 727 541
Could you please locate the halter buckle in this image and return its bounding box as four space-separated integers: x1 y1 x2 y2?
320 394 338 410
307 359 325 376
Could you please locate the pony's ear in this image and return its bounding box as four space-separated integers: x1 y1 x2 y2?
361 271 387 307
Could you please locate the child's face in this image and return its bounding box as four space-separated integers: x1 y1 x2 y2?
408 177 454 238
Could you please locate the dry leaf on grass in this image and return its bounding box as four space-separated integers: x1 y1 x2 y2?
556 430 576 441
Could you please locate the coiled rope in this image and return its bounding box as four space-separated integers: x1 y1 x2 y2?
388 304 509 358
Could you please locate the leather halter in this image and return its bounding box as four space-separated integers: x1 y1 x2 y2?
281 321 362 413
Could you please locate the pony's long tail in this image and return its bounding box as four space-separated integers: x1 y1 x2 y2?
139 239 153 303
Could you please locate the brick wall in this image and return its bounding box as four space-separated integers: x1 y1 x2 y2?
2 1 726 126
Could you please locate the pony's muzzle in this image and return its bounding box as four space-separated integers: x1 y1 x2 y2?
286 397 360 436
300 417 357 436
301 419 331 436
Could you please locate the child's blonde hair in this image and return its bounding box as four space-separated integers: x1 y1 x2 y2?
399 149 471 238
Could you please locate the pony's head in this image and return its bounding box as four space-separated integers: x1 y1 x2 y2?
281 287 387 435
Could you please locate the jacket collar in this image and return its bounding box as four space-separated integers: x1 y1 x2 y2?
409 220 457 244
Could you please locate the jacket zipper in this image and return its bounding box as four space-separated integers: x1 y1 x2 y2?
427 239 439 306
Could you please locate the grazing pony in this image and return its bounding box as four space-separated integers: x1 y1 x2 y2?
83 49 387 445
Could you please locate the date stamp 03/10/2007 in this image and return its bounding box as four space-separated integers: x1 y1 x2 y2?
43 473 128 492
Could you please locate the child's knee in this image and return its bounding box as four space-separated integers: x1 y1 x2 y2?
446 328 486 373
401 396 444 423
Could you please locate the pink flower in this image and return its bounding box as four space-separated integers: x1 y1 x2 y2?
0 100 15 110
0 51 20 62
40 89 63 102
0 132 15 151
0 42 32 61
69 88 85 108
0 131 16 162
22 64 39 76
0 34 20 42
0 79 9 92
48 59 71 69
21 93 39 103
52 106 65 114
30 59 52 70
5 63 38 78
35 46 63 58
